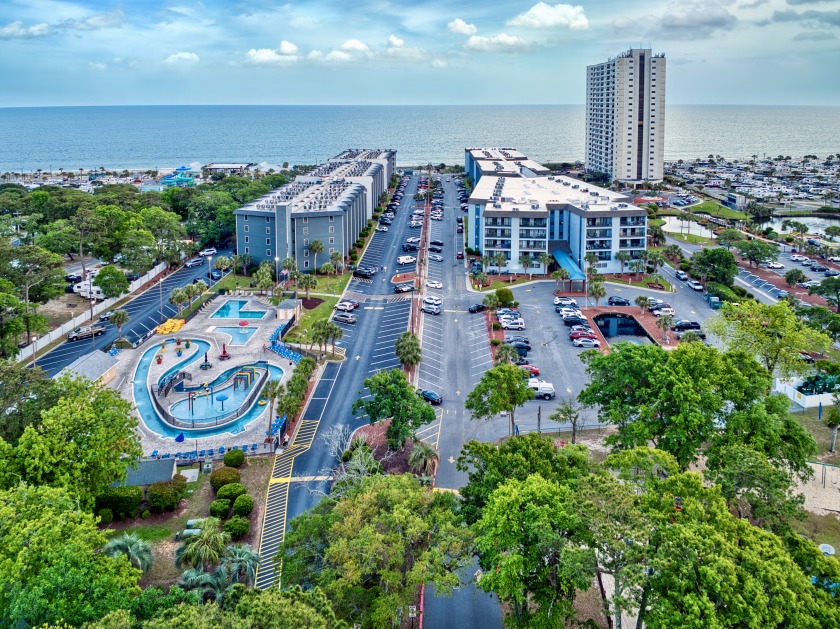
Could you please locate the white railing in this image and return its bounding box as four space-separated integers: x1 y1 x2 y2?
17 261 168 363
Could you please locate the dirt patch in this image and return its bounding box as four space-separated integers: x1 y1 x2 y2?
353 420 412 475
391 272 417 284
301 297 324 310
38 292 93 329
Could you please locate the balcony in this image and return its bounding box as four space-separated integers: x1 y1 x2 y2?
619 228 645 237
620 217 646 227
586 229 612 239
519 229 547 239
620 239 645 249
518 240 547 251
585 240 612 251
586 218 613 227
485 240 511 250
485 218 512 227
484 229 511 238
519 218 547 228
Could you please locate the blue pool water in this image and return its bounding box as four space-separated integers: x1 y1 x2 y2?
132 340 284 439
210 300 267 319
214 326 257 345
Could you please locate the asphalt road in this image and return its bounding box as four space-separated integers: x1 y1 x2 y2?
36 252 234 377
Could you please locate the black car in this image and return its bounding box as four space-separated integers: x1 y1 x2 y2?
503 339 531 350
402 244 419 252
207 270 222 280
379 218 392 225
354 268 374 278
811 265 828 272
607 296 631 306
504 336 530 344
428 245 443 253
65 273 82 283
563 316 588 326
64 283 76 293
430 239 444 246
468 304 486 313
418 390 443 405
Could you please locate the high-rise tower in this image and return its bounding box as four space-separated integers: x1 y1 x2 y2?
585 48 666 184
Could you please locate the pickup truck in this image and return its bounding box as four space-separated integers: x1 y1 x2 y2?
67 325 106 342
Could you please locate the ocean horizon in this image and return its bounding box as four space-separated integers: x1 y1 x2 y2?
1 104 839 173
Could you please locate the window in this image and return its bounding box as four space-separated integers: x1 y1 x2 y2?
244 236 249 243
328 226 334 233
303 227 309 235
302 217 308 223
329 216 334 222
266 238 271 245
304 260 309 268
329 248 334 254
243 215 248 221
266 216 271 223
329 237 334 244
244 247 249 254
304 250 308 257
266 249 271 257
304 238 309 246
266 227 270 234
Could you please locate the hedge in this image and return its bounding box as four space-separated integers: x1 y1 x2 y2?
233 494 254 517
209 499 231 519
217 482 247 502
141 509 151 519
98 508 113 525
95 486 142 520
223 449 245 468
210 467 241 491
147 481 181 512
224 515 250 540
705 281 740 303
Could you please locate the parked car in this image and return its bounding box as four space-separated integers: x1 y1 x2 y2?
333 312 357 324
67 325 106 341
421 304 441 315
184 258 204 268
334 302 355 312
563 316 588 327
456 251 464 259
394 284 414 293
430 239 444 246
468 304 486 313
99 310 115 322
607 296 630 306
766 261 785 269
527 379 556 400
375 226 389 232
501 319 525 330
418 389 443 404
573 338 601 348
811 265 828 273
675 270 688 281
428 245 443 253
554 297 577 306
207 269 222 280
687 280 704 291
423 296 442 306
504 335 530 344
569 330 598 340
520 364 540 377
653 307 676 317
199 247 217 256
426 280 443 289
429 254 444 262
65 273 82 283
406 237 421 243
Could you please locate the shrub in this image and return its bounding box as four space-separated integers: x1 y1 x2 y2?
349 253 358 262
217 482 247 502
233 494 254 517
731 285 748 297
98 508 113 525
223 449 246 468
491 322 501 331
147 481 180 512
679 261 693 272
210 467 241 491
95 486 142 520
209 499 231 519
141 509 151 520
705 281 740 303
490 339 501 346
171 474 187 494
224 515 250 540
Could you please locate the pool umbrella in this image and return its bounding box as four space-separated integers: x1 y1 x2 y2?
217 394 228 411
239 320 248 333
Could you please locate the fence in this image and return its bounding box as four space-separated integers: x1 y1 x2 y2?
149 362 270 430
17 261 168 363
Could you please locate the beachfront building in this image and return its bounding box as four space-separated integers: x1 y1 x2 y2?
585 48 666 184
234 149 394 271
467 172 647 277
465 147 550 185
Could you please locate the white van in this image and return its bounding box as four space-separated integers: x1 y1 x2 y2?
80 285 106 300
397 255 417 265
528 379 556 400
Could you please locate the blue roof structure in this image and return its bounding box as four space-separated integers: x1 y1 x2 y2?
552 250 586 281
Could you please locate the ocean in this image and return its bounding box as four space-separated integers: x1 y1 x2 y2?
1 105 839 173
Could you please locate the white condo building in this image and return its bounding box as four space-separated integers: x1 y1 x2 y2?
585 48 666 184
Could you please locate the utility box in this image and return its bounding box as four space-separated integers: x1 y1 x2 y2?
707 295 721 310
202 462 213 475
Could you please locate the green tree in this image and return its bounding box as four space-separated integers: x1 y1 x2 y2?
589 277 606 306
494 286 514 308
473 474 595 626
330 250 344 273
537 251 553 274
35 219 80 259
691 247 738 286
169 287 188 313
308 239 324 270
109 309 130 340
552 268 569 292
0 484 141 626
263 379 286 439
219 543 261 586
175 517 231 571
716 228 746 250
2 244 64 343
465 363 534 436
614 250 631 275
0 362 56 445
280 474 472 629
493 342 521 366
481 291 499 312
93 264 129 299
706 300 831 377
103 532 154 573
394 331 422 371
214 255 232 273
280 256 296 279
734 239 779 268
810 276 840 313
634 294 651 314
408 441 439 476
70 205 107 279
0 290 26 358
352 369 436 450
655 313 674 343
785 267 808 287
297 273 317 299
549 396 586 443
120 228 157 273
320 262 335 276
5 375 141 506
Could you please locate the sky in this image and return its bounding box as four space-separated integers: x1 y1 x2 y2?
1 0 839 107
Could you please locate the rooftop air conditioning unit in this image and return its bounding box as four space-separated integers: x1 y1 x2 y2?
493 203 502 208
531 204 540 210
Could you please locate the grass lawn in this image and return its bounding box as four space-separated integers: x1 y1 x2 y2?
283 296 340 343
309 271 351 296
213 272 255 292
666 232 716 246
480 277 535 292
793 511 840 552
606 276 674 292
649 217 666 227
691 201 747 221
177 292 214 319
790 407 840 466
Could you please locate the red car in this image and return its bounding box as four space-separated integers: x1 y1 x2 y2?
456 251 464 259
520 364 540 377
569 330 598 340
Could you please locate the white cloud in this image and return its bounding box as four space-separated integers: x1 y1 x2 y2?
448 18 477 35
307 50 323 60
247 48 298 64
112 57 137 68
324 50 352 62
164 51 200 65
388 34 404 47
340 39 370 52
507 3 589 30
61 10 124 31
0 20 50 39
465 33 530 52
290 15 320 29
278 40 299 55
432 59 448 68
88 62 107 71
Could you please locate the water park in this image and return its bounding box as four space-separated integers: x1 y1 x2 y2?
108 297 306 457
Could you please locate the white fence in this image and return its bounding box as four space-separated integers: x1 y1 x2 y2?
17 261 168 363
775 378 837 409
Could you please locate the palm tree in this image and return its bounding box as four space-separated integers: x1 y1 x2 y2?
219 544 261 586
635 295 651 314
103 533 154 572
281 257 297 282
297 274 317 299
169 287 187 312
480 255 491 272
311 319 331 353
482 292 500 313
236 253 253 276
647 251 666 274
494 343 521 366
408 441 439 476
263 379 286 439
473 271 487 289
109 309 130 340
518 253 532 276
308 240 324 270
329 251 344 274
553 268 570 293
229 254 243 276
214 256 232 273
175 517 231 571
537 252 553 275
320 262 335 276
178 567 219 602
614 250 631 275
493 252 507 274
589 280 606 307
656 314 674 344
395 331 422 371
327 321 343 355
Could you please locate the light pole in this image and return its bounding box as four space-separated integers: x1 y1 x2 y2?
90 298 97 350
206 256 213 285
158 278 164 323
274 256 280 295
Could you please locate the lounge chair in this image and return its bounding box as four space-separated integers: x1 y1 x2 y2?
162 453 171 459
175 452 182 458
218 446 225 454
208 448 215 456
250 444 258 452
199 449 206 457
151 449 159 457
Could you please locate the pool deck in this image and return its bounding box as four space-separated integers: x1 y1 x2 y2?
107 296 293 456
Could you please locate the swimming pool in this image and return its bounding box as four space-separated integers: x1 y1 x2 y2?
132 340 284 439
210 300 267 319
214 326 258 345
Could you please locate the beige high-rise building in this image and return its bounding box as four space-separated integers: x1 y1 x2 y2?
585 48 666 184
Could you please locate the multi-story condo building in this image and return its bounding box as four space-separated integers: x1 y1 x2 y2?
234 150 394 271
467 170 647 278
465 147 550 184
585 48 666 184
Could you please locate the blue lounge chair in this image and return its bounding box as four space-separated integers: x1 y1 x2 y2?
162 453 171 459
175 452 182 458
208 448 215 456
218 446 225 454
230 445 238 451
241 445 248 452
199 449 206 457
250 444 258 451
151 449 159 457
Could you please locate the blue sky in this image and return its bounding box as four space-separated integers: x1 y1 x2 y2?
1 0 838 106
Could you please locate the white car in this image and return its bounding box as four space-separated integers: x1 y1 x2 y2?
423 296 442 306
653 307 676 317
199 247 217 256
406 237 421 243
766 261 784 269
573 338 601 348
334 302 355 312
501 319 526 330
375 226 389 232
426 280 443 289
687 280 704 291
790 254 807 262
554 296 577 306
429 254 444 262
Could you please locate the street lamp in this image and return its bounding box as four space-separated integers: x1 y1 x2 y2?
206 255 213 286
90 298 97 350
274 256 280 295
158 278 164 323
